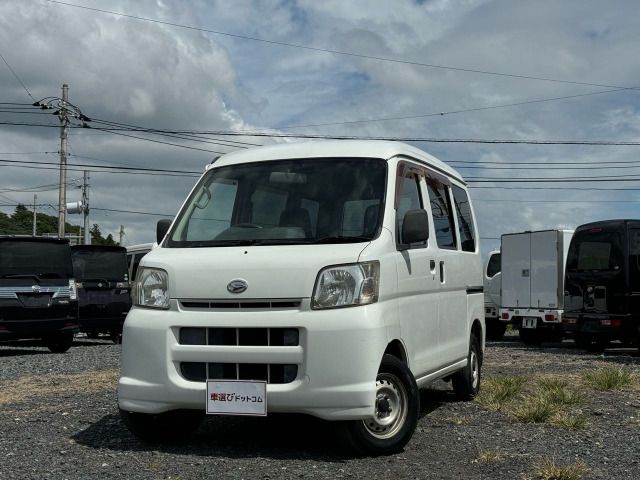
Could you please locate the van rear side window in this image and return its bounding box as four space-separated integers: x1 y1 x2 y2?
427 181 456 250
452 185 476 252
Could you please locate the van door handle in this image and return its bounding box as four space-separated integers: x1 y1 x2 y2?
430 260 436 273
439 261 445 283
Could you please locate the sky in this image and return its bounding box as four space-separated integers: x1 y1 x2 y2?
0 0 639 255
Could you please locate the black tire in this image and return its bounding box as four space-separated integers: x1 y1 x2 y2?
452 334 482 400
86 331 100 340
336 354 419 456
485 319 507 341
119 409 203 443
43 332 74 353
575 334 609 352
519 328 543 346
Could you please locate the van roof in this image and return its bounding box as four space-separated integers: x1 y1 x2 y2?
210 140 464 183
0 236 69 245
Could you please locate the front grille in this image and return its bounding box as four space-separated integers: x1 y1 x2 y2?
180 362 298 384
179 327 299 346
0 286 70 299
180 300 301 310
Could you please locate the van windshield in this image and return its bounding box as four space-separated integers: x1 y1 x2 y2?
566 229 623 272
167 157 387 247
72 248 128 281
0 239 73 279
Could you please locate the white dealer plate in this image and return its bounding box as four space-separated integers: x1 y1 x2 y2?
522 317 538 329
206 380 267 416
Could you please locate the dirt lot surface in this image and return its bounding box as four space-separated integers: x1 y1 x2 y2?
1 337 639 480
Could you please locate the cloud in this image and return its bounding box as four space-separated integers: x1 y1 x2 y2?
0 0 639 249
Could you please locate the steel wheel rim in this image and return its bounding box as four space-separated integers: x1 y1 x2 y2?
363 372 408 439
470 350 479 389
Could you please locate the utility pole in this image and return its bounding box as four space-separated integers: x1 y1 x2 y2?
119 225 125 245
57 83 69 239
32 194 37 236
82 170 90 244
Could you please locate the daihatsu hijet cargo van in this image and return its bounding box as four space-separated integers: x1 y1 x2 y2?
118 141 484 455
0 236 78 352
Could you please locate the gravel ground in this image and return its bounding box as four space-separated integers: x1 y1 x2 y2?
1 337 639 480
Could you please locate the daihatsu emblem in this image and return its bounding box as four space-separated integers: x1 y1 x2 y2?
227 279 248 294
32 285 40 293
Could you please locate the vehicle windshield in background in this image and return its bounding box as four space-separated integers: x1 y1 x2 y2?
72 248 128 281
566 230 623 272
0 239 72 279
167 158 387 247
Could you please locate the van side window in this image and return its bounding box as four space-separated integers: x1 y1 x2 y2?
427 181 456 250
451 185 476 252
486 253 501 278
396 173 425 246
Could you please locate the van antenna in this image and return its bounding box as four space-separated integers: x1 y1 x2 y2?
210 156 220 164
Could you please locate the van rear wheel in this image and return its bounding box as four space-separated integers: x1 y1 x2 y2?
336 354 419 456
119 409 203 443
452 334 482 400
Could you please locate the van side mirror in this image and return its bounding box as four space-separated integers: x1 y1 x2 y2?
401 209 429 245
156 219 173 244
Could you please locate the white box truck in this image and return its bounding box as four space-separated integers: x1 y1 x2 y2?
499 229 573 346
483 250 504 340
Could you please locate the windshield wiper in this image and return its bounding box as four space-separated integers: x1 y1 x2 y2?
310 235 372 244
1 274 41 282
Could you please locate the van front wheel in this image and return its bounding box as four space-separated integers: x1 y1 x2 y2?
336 354 419 456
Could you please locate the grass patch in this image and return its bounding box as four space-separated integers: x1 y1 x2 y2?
512 396 558 423
475 376 526 411
0 369 118 405
537 378 584 406
476 375 588 430
582 366 635 391
551 413 588 430
476 449 504 463
535 458 587 480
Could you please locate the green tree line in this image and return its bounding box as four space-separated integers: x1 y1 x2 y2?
0 205 117 245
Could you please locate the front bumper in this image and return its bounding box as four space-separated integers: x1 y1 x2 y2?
0 317 79 340
118 299 391 421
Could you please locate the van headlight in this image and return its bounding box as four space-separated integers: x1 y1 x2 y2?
134 268 170 309
311 261 380 309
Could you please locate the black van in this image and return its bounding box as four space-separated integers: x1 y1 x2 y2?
563 219 640 351
0 237 78 352
71 245 131 341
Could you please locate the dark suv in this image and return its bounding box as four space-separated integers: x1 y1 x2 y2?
563 219 640 351
71 245 131 341
0 237 79 353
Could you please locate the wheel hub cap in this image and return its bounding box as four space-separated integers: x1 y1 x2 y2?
363 373 408 439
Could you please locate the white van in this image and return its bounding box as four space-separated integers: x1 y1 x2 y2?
118 141 484 455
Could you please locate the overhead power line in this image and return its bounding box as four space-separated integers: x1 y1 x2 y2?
47 0 640 92
279 88 630 129
0 49 36 102
92 207 174 217
4 118 640 146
